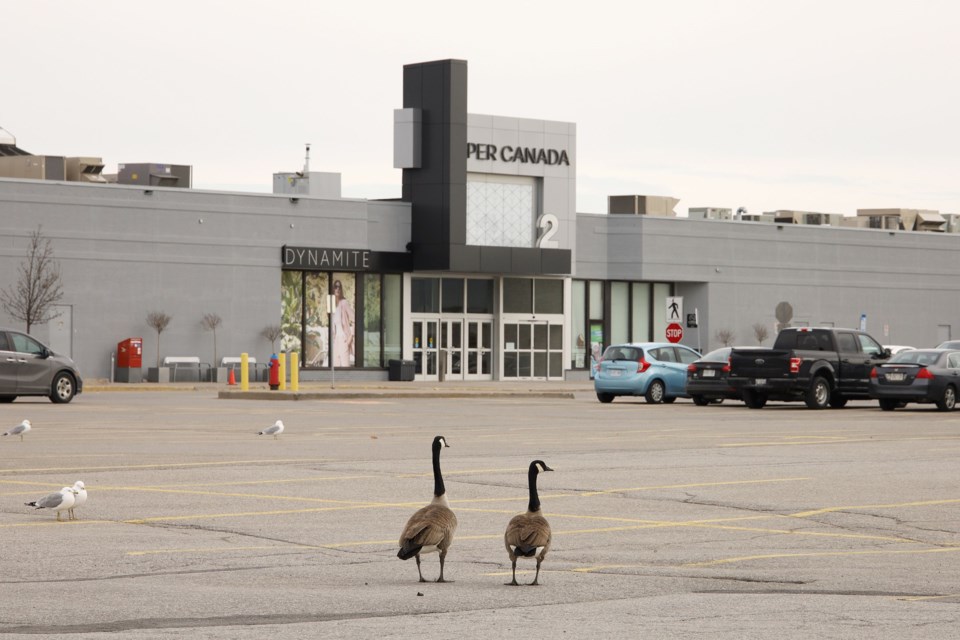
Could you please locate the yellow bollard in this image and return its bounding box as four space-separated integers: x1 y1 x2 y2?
279 352 287 391
290 352 299 392
240 353 250 391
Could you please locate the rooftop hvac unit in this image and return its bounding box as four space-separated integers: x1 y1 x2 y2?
65 157 107 183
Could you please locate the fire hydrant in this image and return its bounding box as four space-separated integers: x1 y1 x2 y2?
269 353 280 390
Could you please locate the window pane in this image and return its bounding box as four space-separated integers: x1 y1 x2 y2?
534 323 547 349
534 351 547 377
467 279 493 314
631 283 651 342
534 279 563 314
362 275 381 367
652 283 671 343
482 323 491 349
550 324 563 351
504 352 518 377
572 280 586 368
518 324 531 349
304 273 329 367
382 274 402 365
549 352 562 378
503 278 533 313
411 277 439 313
442 279 464 313
610 282 629 345
331 273 356 367
281 271 303 355
589 280 604 320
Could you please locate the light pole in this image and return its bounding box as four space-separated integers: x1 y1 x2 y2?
327 292 336 389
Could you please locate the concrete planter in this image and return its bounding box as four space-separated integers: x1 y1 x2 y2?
146 367 170 383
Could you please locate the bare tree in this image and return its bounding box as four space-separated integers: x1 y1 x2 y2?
201 313 223 366
715 328 735 347
146 311 172 369
752 322 770 345
260 325 282 353
0 226 64 333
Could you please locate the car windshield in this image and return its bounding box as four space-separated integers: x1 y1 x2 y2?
602 346 642 361
890 350 943 366
936 341 960 349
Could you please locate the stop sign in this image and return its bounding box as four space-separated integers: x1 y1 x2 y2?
666 322 683 343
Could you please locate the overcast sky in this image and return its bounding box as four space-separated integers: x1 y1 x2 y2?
6 1 959 216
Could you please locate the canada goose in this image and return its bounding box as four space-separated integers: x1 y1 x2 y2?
3 419 31 441
68 481 87 520
397 435 458 583
504 460 553 586
26 487 77 522
257 420 284 439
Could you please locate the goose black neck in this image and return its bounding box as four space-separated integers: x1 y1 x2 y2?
432 440 445 497
527 463 541 512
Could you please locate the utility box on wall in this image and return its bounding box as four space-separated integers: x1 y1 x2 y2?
116 337 143 383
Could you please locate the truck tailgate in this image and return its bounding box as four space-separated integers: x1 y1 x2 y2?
729 349 793 378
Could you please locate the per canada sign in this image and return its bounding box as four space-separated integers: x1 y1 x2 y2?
467 143 570 166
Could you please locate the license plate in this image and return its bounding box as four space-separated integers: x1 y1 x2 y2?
886 373 905 382
755 378 767 386
702 369 716 378
609 369 622 377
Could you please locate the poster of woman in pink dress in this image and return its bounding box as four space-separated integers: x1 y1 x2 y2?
331 278 355 366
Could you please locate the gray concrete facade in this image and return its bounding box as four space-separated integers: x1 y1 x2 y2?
0 178 410 379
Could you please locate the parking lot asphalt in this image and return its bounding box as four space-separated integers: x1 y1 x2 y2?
1 389 959 638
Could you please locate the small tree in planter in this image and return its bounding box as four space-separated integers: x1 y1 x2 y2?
752 322 770 345
715 328 735 347
146 311 172 369
201 313 222 367
260 325 282 354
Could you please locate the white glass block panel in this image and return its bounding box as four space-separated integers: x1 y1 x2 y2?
467 178 535 248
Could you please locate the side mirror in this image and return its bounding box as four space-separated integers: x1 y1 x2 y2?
881 348 892 359
40 347 51 359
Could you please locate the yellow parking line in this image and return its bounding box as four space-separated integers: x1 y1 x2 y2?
900 593 960 602
683 547 960 568
580 477 810 496
0 459 331 474
720 438 876 448
791 498 960 518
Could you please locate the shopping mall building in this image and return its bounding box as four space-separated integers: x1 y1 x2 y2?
2 59 959 383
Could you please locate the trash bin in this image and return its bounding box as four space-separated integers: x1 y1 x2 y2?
388 359 415 382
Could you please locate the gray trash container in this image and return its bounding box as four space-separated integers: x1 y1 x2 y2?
388 359 415 382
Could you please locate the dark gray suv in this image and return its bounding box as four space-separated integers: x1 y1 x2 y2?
0 328 83 403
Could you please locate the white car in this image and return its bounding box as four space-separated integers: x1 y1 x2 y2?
884 345 916 355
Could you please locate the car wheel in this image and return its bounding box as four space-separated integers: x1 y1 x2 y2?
743 390 767 409
596 392 615 404
879 399 898 411
936 385 956 412
692 395 710 406
0 395 15 403
50 372 76 404
829 394 848 409
805 376 830 410
645 380 665 404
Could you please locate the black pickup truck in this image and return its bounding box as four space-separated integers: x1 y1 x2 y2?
727 327 891 409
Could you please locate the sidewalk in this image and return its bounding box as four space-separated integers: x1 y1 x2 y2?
83 379 594 400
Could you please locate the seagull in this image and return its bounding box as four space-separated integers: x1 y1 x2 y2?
68 481 87 520
257 420 284 439
25 486 77 522
3 419 31 442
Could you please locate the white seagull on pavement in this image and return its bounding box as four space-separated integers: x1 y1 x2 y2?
257 420 285 439
26 486 77 522
3 419 31 441
68 481 87 520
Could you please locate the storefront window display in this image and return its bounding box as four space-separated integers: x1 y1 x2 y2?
281 270 400 369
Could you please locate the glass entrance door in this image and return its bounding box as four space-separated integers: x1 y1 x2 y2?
441 320 463 381
465 320 492 380
503 319 564 380
412 319 438 379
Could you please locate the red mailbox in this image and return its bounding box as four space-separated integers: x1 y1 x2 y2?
118 338 143 368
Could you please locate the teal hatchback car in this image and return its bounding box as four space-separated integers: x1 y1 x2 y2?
594 342 700 404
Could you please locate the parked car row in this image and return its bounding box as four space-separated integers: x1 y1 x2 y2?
594 332 960 412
